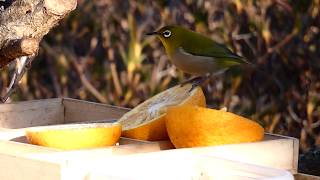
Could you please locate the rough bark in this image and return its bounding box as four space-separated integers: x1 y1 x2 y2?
0 0 77 68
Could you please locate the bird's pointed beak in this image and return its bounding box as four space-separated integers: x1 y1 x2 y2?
146 31 159 36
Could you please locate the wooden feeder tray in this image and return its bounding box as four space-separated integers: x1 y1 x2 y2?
0 98 299 180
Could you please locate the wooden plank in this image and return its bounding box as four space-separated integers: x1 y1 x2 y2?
0 132 165 180
0 98 62 112
116 134 298 173
85 150 294 180
186 134 299 173
0 98 64 128
0 131 62 180
0 128 298 172
23 134 297 173
0 139 83 180
62 98 129 123
0 138 295 180
0 139 58 156
0 153 63 180
0 131 298 179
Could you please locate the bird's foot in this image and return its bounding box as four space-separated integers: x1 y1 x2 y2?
180 76 209 92
180 76 204 87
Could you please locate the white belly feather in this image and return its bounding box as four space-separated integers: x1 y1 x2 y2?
170 47 226 76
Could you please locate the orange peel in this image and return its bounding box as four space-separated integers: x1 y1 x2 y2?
166 105 264 148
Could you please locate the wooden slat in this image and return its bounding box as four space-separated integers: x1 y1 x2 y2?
0 98 64 128
85 150 294 180
0 135 61 180
0 153 63 180
186 134 299 173
62 98 129 123
22 134 298 173
0 134 299 179
0 98 61 112
0 140 58 156
0 127 298 173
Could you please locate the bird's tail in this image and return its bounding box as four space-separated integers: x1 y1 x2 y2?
241 58 283 93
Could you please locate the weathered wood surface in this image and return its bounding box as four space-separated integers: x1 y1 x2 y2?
188 133 299 173
0 138 60 180
0 98 130 128
0 136 295 180
0 128 299 174
84 149 294 180
63 98 129 123
0 98 64 128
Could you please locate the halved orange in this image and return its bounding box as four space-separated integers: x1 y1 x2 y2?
26 122 121 150
166 105 264 148
118 84 206 141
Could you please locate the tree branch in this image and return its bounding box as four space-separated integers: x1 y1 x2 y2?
0 38 38 67
0 0 77 68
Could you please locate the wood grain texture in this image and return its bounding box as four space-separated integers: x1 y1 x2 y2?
0 139 60 180
0 153 63 180
63 98 129 123
188 134 299 173
0 98 64 128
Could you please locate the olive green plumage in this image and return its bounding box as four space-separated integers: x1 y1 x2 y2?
147 25 249 76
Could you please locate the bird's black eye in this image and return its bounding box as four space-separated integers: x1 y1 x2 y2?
163 30 171 38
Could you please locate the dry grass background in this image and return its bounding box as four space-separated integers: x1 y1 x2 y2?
1 0 320 158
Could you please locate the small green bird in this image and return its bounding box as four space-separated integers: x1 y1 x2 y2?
147 25 250 89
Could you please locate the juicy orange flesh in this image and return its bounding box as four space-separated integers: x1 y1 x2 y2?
166 105 264 148
26 123 121 150
119 84 202 130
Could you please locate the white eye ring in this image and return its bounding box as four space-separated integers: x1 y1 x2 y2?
163 30 171 38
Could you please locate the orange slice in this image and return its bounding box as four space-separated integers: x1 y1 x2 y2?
166 105 264 148
26 123 121 150
118 84 206 141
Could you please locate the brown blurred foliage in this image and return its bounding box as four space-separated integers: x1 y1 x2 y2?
1 0 320 152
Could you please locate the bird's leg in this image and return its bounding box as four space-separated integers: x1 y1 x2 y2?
181 74 210 92
180 76 204 87
189 76 210 92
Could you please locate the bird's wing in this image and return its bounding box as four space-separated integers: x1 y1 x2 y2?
181 37 249 66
